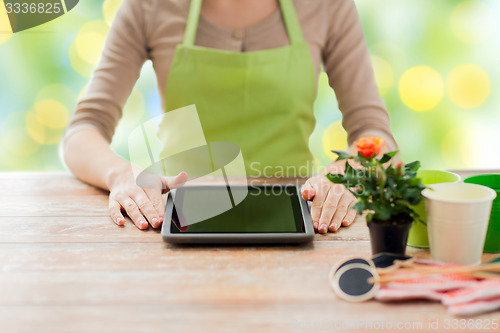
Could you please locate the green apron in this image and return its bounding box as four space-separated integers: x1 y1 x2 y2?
164 0 316 177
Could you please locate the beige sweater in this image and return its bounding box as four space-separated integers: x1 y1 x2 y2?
66 0 397 150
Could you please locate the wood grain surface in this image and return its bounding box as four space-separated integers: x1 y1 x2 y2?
0 172 499 333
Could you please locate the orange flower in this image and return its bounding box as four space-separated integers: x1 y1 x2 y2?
355 136 386 158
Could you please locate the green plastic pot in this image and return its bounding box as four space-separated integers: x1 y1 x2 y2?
464 174 500 253
407 170 461 248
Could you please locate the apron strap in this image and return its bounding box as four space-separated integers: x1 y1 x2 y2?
183 0 202 47
183 0 304 47
278 0 304 44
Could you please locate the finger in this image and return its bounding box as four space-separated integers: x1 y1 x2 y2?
121 198 149 230
136 171 163 191
109 200 125 226
342 201 358 227
329 190 352 232
318 185 343 234
301 180 315 201
310 182 330 232
144 187 165 225
132 192 162 228
164 171 189 192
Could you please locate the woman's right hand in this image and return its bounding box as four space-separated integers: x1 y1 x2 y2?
106 165 188 230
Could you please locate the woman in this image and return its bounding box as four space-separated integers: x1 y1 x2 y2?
63 0 398 234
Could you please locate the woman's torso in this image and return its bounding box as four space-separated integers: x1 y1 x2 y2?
145 0 332 103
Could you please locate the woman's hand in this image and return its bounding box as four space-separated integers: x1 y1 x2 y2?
301 161 357 234
62 128 190 230
106 165 188 230
300 139 398 234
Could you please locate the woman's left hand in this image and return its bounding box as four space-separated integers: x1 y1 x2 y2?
301 167 357 234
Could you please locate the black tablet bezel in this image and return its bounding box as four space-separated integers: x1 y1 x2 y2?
161 184 313 244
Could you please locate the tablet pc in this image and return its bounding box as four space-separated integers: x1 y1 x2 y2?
162 184 313 244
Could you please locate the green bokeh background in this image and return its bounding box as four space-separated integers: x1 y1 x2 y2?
0 0 498 171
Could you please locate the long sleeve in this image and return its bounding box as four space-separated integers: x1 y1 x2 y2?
64 0 152 143
322 0 397 150
64 0 398 150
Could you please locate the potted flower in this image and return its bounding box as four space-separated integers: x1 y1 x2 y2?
327 137 426 255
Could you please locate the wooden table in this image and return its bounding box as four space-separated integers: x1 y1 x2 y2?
1 172 499 333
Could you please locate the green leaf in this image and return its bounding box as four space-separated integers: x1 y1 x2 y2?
352 201 366 214
344 162 355 177
345 187 361 198
402 188 423 205
379 151 399 164
373 204 391 221
405 161 421 173
394 199 412 209
408 177 422 187
385 164 395 176
412 212 426 226
326 173 344 184
331 150 353 161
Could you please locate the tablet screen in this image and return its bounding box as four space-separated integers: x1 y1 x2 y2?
170 185 304 233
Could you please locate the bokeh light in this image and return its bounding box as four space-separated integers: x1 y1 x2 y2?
35 84 77 109
75 31 106 65
398 66 444 112
34 100 69 130
69 20 108 77
450 1 494 45
32 99 69 145
0 1 12 45
0 112 40 157
103 0 123 26
469 124 500 168
360 0 425 49
322 121 347 160
446 64 490 109
25 111 46 145
441 128 475 169
371 42 407 74
371 55 394 96
1 0 499 171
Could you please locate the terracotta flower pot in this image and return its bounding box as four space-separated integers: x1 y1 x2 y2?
367 220 412 256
